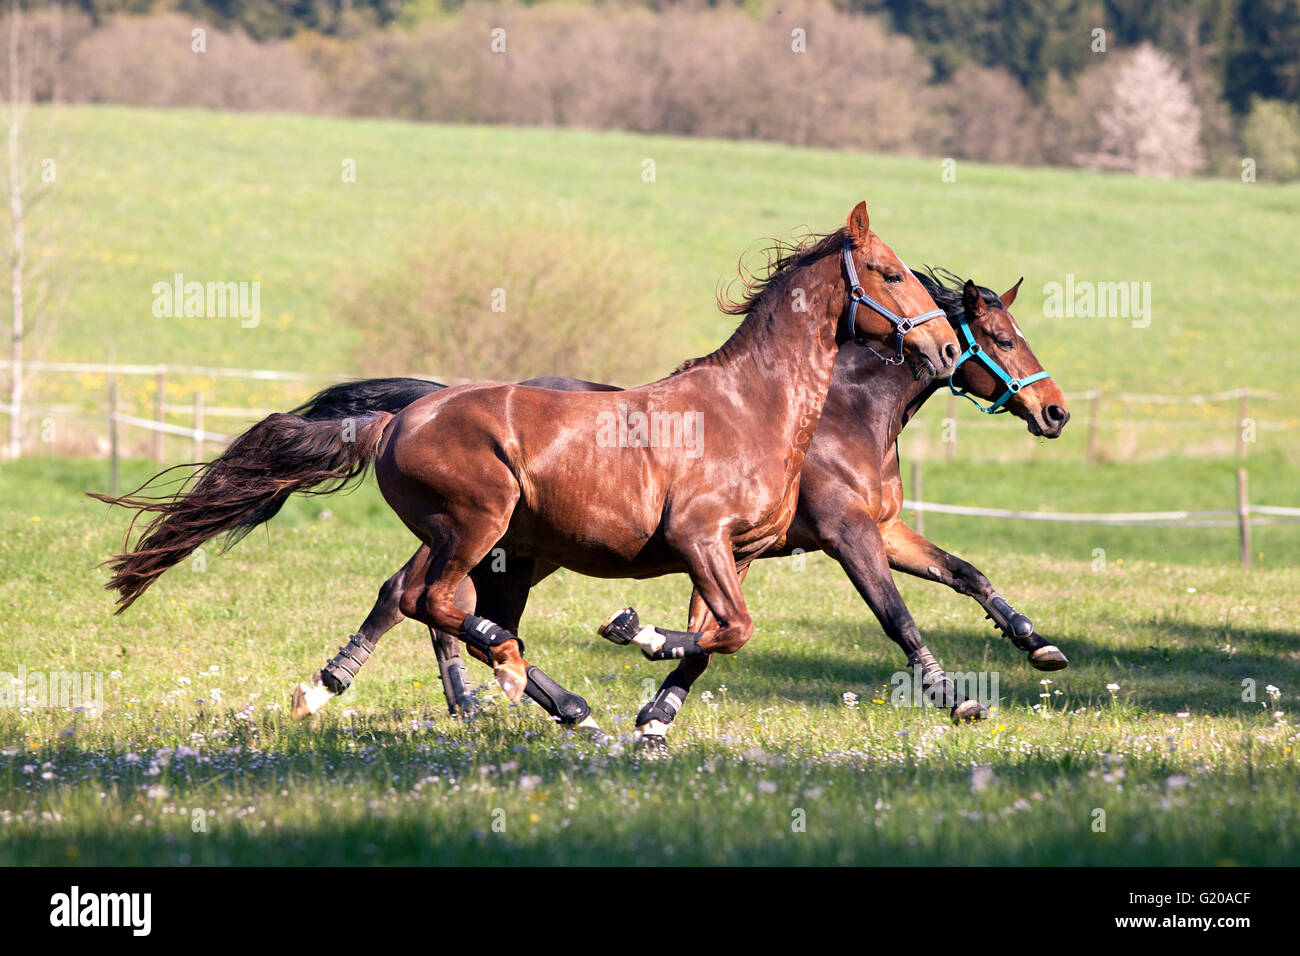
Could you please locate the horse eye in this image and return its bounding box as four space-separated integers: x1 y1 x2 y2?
995 337 1015 351
885 273 903 284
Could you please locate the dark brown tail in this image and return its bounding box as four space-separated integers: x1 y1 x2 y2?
88 410 394 613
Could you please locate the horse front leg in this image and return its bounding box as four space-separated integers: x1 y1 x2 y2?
598 539 755 743
879 518 1068 671
601 540 753 652
816 511 986 722
630 567 747 746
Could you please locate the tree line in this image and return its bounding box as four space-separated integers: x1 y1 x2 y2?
16 0 1300 180
58 0 1300 115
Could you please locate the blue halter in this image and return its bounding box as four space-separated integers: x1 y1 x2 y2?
948 309 1052 414
841 239 946 365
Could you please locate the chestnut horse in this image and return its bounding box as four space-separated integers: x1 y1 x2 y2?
91 202 960 710
282 266 1068 733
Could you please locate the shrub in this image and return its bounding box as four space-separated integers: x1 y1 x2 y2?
1240 97 1300 182
339 220 674 385
65 13 320 112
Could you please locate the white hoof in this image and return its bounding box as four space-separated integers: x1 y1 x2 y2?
290 675 336 718
638 719 670 738
573 714 604 734
494 665 527 703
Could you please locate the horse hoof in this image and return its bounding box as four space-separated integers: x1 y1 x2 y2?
450 698 482 720
573 714 604 734
925 678 958 709
638 733 668 752
1029 645 1069 671
598 606 640 645
290 674 335 718
493 664 528 703
951 699 988 723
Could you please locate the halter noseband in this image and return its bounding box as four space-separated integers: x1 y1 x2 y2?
841 238 946 365
948 307 1052 414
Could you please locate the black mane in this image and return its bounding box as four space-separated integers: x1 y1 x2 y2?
912 266 1002 318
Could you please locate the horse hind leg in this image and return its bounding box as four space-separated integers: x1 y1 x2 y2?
432 628 599 729
291 548 427 718
430 626 477 716
398 517 532 703
433 556 600 731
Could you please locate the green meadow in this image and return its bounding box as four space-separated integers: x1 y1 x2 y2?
37 105 1300 389
1 457 1297 865
1 107 1297 865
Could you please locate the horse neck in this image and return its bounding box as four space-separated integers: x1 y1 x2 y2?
696 258 844 452
830 345 941 452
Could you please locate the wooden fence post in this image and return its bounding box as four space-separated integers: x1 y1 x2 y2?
912 459 924 536
192 391 204 463
1236 468 1251 569
1086 389 1100 465
108 376 120 496
154 366 166 463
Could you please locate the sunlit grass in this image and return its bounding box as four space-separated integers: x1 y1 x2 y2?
1 458 1297 864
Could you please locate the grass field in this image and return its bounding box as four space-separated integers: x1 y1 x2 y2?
2 107 1298 865
32 106 1300 389
1 456 1296 865
21 105 1300 464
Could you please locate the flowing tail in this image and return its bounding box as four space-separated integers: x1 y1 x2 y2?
88 377 442 613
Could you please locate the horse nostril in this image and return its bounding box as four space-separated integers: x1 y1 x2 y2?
942 342 960 367
1045 404 1068 424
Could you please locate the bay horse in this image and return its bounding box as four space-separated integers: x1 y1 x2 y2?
283 265 1068 733
91 202 961 711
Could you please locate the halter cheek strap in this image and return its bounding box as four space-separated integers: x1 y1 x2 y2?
948 315 1052 413
841 239 946 365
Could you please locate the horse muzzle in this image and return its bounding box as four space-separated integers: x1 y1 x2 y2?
1027 403 1070 438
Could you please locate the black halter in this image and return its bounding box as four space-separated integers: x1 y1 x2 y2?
841 238 946 365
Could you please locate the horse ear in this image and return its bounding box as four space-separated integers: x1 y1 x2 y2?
847 201 870 247
962 279 986 317
1001 277 1024 308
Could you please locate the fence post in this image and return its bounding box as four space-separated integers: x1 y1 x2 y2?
108 375 120 496
1236 468 1251 569
154 366 166 463
1237 389 1249 460
192 391 204 463
1086 389 1100 464
912 459 924 536
6 356 20 460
